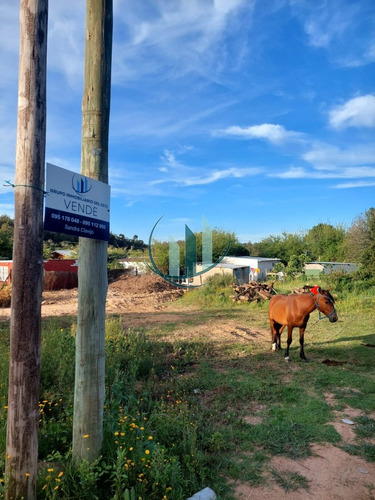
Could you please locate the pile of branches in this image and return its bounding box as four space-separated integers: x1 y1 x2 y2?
291 285 315 294
230 281 276 303
0 284 11 308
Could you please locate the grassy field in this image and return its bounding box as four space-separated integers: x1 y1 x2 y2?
0 277 374 499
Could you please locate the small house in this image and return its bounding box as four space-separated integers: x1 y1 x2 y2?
188 262 250 286
304 261 359 277
221 256 281 281
186 255 280 286
0 261 12 285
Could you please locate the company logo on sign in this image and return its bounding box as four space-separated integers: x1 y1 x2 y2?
72 174 92 195
148 216 231 288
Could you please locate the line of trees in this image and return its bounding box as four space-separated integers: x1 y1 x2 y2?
0 215 147 260
244 208 375 277
1 207 374 276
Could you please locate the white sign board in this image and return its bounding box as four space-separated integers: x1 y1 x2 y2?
44 163 110 241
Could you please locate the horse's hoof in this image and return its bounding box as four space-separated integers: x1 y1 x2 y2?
284 356 290 362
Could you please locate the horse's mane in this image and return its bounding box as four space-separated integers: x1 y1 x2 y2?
321 288 335 303
304 287 336 303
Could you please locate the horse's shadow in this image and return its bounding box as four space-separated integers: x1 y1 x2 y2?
318 333 375 346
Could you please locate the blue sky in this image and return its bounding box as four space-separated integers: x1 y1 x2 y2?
1 0 374 243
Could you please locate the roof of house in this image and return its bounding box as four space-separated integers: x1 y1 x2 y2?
306 261 358 265
216 263 249 270
223 256 281 262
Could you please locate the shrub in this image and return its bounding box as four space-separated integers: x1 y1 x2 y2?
0 285 11 308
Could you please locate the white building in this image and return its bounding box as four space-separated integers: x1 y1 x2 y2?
187 255 280 286
221 256 281 281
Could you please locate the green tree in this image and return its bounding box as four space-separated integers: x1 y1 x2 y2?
0 215 14 259
251 234 283 259
304 223 346 262
286 253 308 278
150 240 170 274
345 207 375 275
251 232 305 264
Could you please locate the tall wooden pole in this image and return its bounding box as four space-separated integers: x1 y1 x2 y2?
72 0 112 463
5 1 48 498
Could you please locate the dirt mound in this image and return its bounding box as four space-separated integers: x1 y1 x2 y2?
0 273 184 319
109 273 179 295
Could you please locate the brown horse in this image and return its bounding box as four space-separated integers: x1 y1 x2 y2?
269 286 338 362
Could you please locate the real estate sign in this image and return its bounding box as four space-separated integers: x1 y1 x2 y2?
44 163 110 241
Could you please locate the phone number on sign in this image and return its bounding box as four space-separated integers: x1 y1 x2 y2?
51 212 106 230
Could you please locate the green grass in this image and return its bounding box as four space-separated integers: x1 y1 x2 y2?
0 279 375 498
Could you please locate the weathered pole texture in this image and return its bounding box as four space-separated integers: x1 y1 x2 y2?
5 1 48 499
72 0 112 463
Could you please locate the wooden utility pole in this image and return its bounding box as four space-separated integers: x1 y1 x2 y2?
5 1 48 499
72 0 112 463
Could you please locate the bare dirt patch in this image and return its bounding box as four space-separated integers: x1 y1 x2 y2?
236 392 375 499
235 444 375 500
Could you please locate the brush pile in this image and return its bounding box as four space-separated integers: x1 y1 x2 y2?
0 285 11 307
230 282 276 303
291 285 315 294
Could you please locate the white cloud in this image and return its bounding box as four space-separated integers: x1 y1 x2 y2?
302 7 350 49
0 3 19 89
329 95 375 129
333 181 375 189
271 165 375 180
151 166 262 187
47 2 85 89
219 123 303 144
289 0 375 67
160 150 184 169
113 0 252 83
181 167 262 186
155 146 263 186
303 144 375 169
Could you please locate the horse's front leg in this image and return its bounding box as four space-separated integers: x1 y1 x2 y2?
284 325 293 361
299 326 308 362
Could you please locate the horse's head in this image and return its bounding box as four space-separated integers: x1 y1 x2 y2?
315 288 338 322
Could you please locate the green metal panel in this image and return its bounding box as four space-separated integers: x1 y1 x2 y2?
305 269 322 276
185 224 197 278
202 216 212 270
169 237 180 277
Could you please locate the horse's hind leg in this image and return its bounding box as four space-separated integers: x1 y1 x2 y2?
270 321 282 351
284 326 293 361
299 327 308 362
